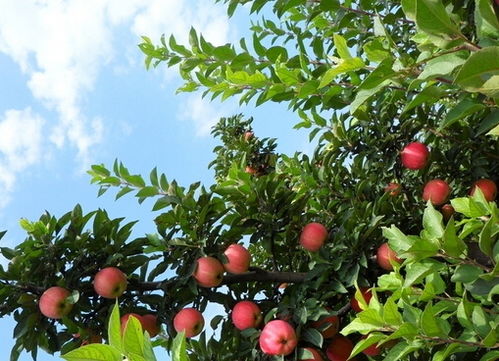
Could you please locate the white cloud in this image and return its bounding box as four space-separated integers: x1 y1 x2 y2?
0 0 232 207
0 108 45 208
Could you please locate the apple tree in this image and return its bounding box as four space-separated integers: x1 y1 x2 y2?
0 0 498 360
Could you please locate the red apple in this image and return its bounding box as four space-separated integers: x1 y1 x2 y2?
302 347 324 361
173 308 204 338
93 267 127 299
259 320 298 356
244 131 254 141
470 179 497 202
193 256 224 287
441 204 455 222
350 287 372 313
39 286 73 319
231 300 262 330
360 335 381 356
300 222 328 252
311 313 340 338
423 179 451 206
400 142 429 170
384 182 401 196
326 335 354 361
376 243 402 271
141 314 160 337
223 244 251 274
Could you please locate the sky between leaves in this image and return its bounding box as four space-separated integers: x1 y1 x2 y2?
0 1 312 360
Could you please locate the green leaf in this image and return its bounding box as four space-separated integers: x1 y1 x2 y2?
123 315 145 358
350 333 384 358
108 303 122 351
451 264 484 283
383 225 414 253
454 46 499 98
422 202 444 239
318 58 365 89
172 331 189 361
333 34 352 59
383 298 403 326
403 86 445 113
276 66 301 86
440 99 485 129
418 52 467 81
415 0 460 38
401 0 416 20
472 306 491 338
363 39 390 63
301 328 323 348
404 259 444 287
61 344 122 361
479 217 496 257
451 197 489 218
420 302 443 337
475 0 499 39
442 219 466 257
480 351 499 361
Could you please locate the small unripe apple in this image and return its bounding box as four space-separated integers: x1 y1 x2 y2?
223 244 251 274
93 267 127 299
231 300 262 330
302 347 324 361
259 320 298 356
441 204 455 222
350 287 372 312
193 256 224 287
39 286 73 319
470 179 497 201
384 182 401 196
173 308 204 338
300 222 328 252
400 142 429 170
423 179 451 206
376 243 402 271
326 335 354 361
360 335 381 356
311 313 340 338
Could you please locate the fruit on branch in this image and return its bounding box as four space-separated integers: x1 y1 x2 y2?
470 179 497 201
193 256 225 287
350 287 373 312
360 335 381 356
300 222 328 252
311 313 340 338
259 320 298 356
384 182 401 196
422 179 451 206
93 267 127 299
223 244 251 274
441 204 455 222
376 243 401 271
302 347 324 361
244 131 254 141
400 142 429 170
231 300 262 330
140 314 160 337
326 335 354 361
173 308 204 338
38 286 73 319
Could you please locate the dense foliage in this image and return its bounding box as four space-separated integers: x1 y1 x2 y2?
0 0 498 360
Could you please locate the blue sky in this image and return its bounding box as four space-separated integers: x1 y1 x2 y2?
0 1 310 360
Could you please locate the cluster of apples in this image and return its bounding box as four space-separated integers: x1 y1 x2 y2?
38 266 159 343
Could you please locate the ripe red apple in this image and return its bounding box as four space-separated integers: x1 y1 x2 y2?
141 314 160 337
300 222 328 252
400 142 429 170
326 335 354 361
223 244 251 274
384 182 401 196
360 335 381 356
173 308 204 338
193 256 224 287
350 287 373 312
93 267 127 299
422 179 451 206
441 204 455 222
302 347 324 361
470 179 497 201
259 320 298 356
231 300 262 330
311 313 340 338
376 243 402 271
39 286 73 319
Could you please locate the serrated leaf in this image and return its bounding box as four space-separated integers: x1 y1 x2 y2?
61 344 122 361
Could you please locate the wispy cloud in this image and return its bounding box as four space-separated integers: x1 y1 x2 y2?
0 0 232 208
